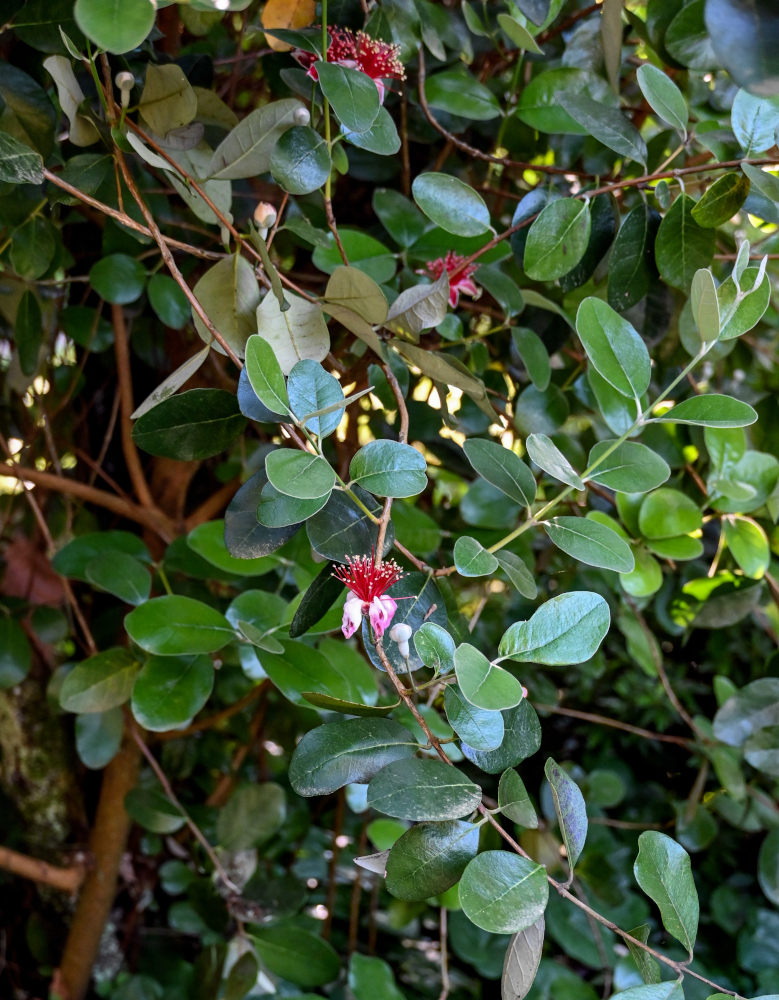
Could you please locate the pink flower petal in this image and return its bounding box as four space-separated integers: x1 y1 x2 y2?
368 595 397 638
342 595 364 639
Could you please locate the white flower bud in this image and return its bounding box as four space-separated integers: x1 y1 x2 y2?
293 106 311 126
253 201 277 237
115 71 135 109
389 622 413 659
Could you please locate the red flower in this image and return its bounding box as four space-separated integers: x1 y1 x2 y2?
294 28 406 104
333 554 405 639
420 251 480 308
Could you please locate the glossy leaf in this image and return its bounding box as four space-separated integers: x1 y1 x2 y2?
636 63 688 136
412 173 491 237
655 195 715 291
132 389 246 460
454 536 499 578
75 708 123 770
459 851 548 934
385 820 480 901
691 173 751 228
652 395 757 428
74 0 154 53
367 758 481 821
289 718 417 796
524 199 591 281
125 596 235 656
586 441 670 493
445 685 505 751
316 61 380 133
557 93 646 165
60 648 140 713
424 69 502 120
271 125 330 195
265 450 335 501
461 701 542 774
414 622 455 674
349 440 427 498
250 924 339 988
498 769 538 828
526 434 584 490
307 486 390 561
245 334 290 416
131 654 213 732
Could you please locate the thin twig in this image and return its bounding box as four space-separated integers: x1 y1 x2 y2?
131 728 240 893
154 683 266 742
535 703 694 747
0 846 86 894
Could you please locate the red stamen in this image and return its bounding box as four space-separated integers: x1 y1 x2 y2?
333 554 405 603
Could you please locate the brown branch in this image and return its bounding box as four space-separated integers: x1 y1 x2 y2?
0 463 174 539
183 478 241 532
42 169 223 260
112 146 243 367
535 703 694 747
111 304 157 509
154 682 265 742
56 735 141 1000
417 48 588 177
0 846 86 894
205 683 270 808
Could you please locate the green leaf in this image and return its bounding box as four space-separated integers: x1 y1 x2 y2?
260 639 372 707
587 441 670 493
424 69 502 120
314 229 395 283
385 820 480 900
301 692 397 717
90 254 146 305
655 195 715 291
758 829 779 906
633 831 699 955
131 654 213 732
544 517 635 573
445 685 505 752
289 718 417 796
691 172 751 228
265 450 336 501
625 923 662 986
498 13 543 53
193 253 261 358
270 125 331 195
250 924 339 988
0 618 32 688
349 953 406 1000
723 517 770 579
325 266 388 325
74 0 155 53
498 769 538 828
147 274 190 330
342 106 401 156
139 64 197 135
256 292 330 376
414 622 456 674
460 851 548 934
512 327 550 390
412 173 491 237
225 470 301 558
0 130 43 184
713 679 779 746
461 700 542 773
85 552 151 605
526 434 584 490
188 520 276 577
731 89 779 155
576 298 650 399
14 289 41 376
307 486 390 561
125 596 235 656
287 359 346 438
636 63 688 136
638 488 701 539
349 440 427 498
367 759 482 821
454 536 500 577
742 163 779 203
495 551 537 600
132 389 246 460
516 68 615 134
653 395 757 428
607 204 659 312
207 99 306 179
665 0 715 68
373 188 426 248
498 592 610 666
556 93 647 165
125 786 185 834
455 643 526 712
60 648 140 713
745 726 779 777
316 61 380 133
217 782 286 850
462 438 536 506
52 531 150 579
689 268 720 346
524 199 591 282
385 272 449 339
611 986 684 1000
75 708 123 770
718 266 771 341
244 334 290 416
544 758 587 874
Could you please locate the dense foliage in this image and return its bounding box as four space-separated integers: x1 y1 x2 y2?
0 1 778 999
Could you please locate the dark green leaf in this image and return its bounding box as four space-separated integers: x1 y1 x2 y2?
655 195 715 290
85 552 151 605
75 708 123 770
132 389 246 460
348 953 406 1000
634 832 699 954
424 69 502 120
461 701 542 773
455 643 525 711
60 648 140 713
125 596 235 656
498 769 538 828
544 517 635 573
306 486 391 561
0 617 32 688
385 820 480 900
316 61 380 133
445 685 505 751
250 924 339 987
512 327 550 390
460 852 548 933
545 758 587 873
607 204 659 312
289 718 417 796
131 654 214 732
556 93 647 164
691 173 751 228
587 440 671 493
463 438 536 506
271 125 331 195
290 563 344 638
412 173 491 237
524 199 591 281
367 759 481 821
225 470 301 558
499 591 610 665
89 254 146 305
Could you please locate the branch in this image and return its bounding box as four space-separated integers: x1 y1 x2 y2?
0 845 86 893
535 703 694 747
375 365 409 567
0 462 175 539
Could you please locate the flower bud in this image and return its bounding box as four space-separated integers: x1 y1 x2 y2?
293 106 311 126
253 201 277 232
389 622 413 659
115 71 135 109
